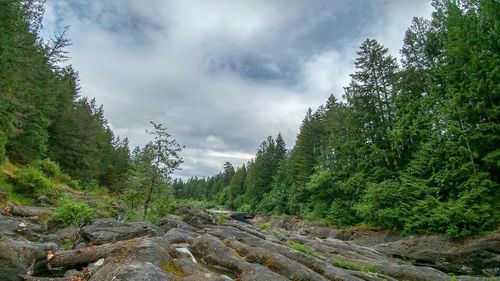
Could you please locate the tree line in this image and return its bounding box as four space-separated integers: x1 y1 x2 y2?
1 0 183 220
174 0 499 238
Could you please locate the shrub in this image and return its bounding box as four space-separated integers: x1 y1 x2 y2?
13 166 52 197
259 222 271 231
53 197 96 227
237 203 252 213
216 214 228 224
34 158 61 178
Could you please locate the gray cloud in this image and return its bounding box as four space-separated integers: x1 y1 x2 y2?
42 0 432 179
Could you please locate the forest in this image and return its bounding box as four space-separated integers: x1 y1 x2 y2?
173 0 500 238
1 0 499 239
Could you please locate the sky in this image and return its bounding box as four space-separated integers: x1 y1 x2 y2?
42 0 433 180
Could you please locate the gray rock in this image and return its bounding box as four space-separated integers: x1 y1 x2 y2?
10 206 52 217
0 214 43 238
207 227 362 281
374 234 500 275
108 262 173 281
81 218 164 244
0 233 58 273
36 196 49 205
183 208 216 227
165 228 197 244
189 234 289 281
228 212 254 223
160 215 197 232
89 236 175 280
225 237 330 281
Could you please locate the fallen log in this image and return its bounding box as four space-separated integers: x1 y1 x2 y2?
47 236 146 269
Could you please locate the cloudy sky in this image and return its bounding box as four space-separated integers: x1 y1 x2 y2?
42 0 433 179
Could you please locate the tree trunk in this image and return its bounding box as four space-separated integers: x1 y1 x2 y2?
46 237 145 269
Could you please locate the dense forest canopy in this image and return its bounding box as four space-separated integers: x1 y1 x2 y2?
0 0 498 238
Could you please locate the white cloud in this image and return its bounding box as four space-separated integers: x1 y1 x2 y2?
42 0 433 179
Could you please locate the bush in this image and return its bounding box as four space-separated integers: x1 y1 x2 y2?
259 222 271 231
216 214 228 224
53 197 96 227
0 132 6 162
13 167 52 197
34 158 60 178
237 203 252 213
34 158 71 183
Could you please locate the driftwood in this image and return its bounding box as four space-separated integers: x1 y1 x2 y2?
46 236 146 269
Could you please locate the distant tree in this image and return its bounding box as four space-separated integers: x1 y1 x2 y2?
140 121 183 218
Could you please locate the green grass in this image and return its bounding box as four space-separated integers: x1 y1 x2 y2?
289 241 319 257
330 258 378 273
362 263 379 273
259 222 271 231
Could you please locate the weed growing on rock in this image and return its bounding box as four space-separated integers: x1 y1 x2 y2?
288 242 319 257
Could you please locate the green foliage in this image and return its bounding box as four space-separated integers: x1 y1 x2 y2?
330 258 361 271
288 242 318 257
173 0 500 239
53 197 96 227
237 203 252 213
0 173 33 205
259 223 271 231
0 133 6 162
330 258 378 273
216 214 228 225
13 166 52 198
362 264 378 273
34 158 60 178
32 158 71 183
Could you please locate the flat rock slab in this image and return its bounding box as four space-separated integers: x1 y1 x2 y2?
374 234 500 275
81 218 164 245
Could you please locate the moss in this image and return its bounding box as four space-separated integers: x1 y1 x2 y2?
161 261 185 276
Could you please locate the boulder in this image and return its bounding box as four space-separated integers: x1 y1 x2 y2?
89 236 175 280
228 212 254 223
159 215 197 232
183 208 216 227
36 196 49 206
165 228 197 244
0 234 58 279
81 218 163 244
374 234 500 275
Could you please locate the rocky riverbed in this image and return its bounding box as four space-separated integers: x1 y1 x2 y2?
0 205 498 280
